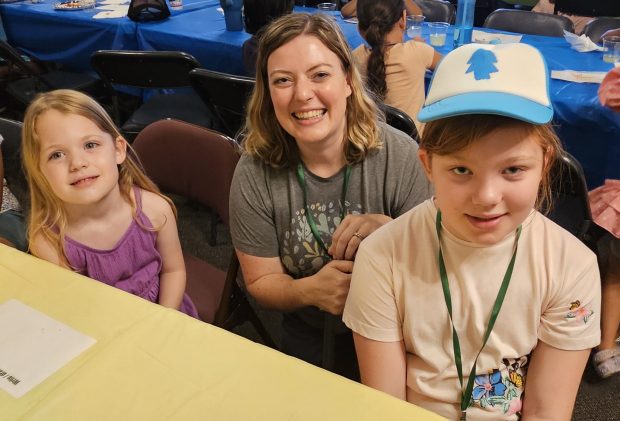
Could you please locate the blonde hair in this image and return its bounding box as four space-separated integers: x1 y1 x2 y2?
22 89 175 266
421 114 563 211
243 12 381 168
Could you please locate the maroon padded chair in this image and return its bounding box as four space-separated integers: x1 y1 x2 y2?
132 119 275 347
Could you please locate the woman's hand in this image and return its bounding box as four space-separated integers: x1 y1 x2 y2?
328 214 392 260
304 259 353 315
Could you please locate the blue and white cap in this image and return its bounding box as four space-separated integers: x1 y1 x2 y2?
418 43 553 124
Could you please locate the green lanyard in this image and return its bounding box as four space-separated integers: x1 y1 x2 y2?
435 211 521 421
296 163 351 256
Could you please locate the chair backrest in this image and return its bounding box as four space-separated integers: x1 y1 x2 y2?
584 17 620 43
483 9 575 36
132 119 240 226
90 50 201 89
0 41 34 76
418 0 455 23
554 0 620 18
0 117 29 210
382 104 419 143
544 151 599 251
189 68 255 139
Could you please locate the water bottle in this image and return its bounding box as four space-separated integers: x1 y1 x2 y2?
454 0 475 48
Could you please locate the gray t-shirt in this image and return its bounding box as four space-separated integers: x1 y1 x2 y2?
230 123 432 327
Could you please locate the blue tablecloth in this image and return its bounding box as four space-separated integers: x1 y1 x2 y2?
0 1 137 72
0 0 216 72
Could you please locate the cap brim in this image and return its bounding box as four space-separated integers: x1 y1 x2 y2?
418 92 553 124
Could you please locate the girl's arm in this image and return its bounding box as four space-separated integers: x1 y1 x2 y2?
353 333 407 400
30 233 66 267
521 340 590 421
144 191 186 310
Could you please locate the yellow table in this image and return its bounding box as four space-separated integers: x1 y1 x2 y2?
0 245 444 420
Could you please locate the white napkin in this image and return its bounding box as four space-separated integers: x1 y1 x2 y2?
93 4 128 17
551 70 608 84
472 30 522 44
563 30 603 52
0 300 96 398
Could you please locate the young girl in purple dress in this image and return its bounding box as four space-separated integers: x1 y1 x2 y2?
22 89 197 317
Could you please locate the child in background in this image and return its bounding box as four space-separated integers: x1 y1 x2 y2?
242 0 294 77
341 0 422 19
0 135 26 250
353 0 441 134
343 43 601 420
22 90 197 317
589 67 620 379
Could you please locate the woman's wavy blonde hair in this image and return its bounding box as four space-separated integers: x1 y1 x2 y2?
421 114 563 211
243 12 381 168
22 89 175 266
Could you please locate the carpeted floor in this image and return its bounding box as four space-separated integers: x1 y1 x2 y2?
176 198 619 420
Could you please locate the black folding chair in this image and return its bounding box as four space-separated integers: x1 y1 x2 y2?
382 104 420 143
484 9 575 36
544 151 603 252
584 17 620 43
418 0 456 23
91 50 214 139
189 68 255 140
0 40 100 115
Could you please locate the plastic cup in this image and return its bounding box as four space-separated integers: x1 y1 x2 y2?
406 15 425 40
317 2 337 16
603 36 620 64
428 22 449 47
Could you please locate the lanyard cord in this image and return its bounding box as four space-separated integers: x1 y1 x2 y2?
435 211 521 418
296 163 351 256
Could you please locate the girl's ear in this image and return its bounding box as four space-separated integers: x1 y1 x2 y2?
114 136 127 165
418 148 433 182
399 10 407 30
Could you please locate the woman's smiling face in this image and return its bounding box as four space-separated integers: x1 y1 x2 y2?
267 34 352 153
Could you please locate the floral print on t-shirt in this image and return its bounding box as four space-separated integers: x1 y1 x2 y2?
469 356 528 417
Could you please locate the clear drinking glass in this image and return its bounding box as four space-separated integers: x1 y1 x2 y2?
603 36 620 64
406 15 425 40
428 22 449 47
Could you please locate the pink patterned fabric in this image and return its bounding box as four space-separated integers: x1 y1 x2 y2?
64 187 198 317
590 179 620 239
599 68 620 113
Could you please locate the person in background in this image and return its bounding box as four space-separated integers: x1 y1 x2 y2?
343 43 600 419
589 67 620 379
243 0 294 77
22 90 198 317
353 0 441 134
341 0 422 18
230 13 431 379
532 0 591 34
0 135 27 250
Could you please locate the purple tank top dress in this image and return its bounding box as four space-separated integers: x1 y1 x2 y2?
64 187 198 318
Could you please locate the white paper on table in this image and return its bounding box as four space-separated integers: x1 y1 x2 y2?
98 0 128 4
563 30 603 52
551 70 608 84
0 299 96 398
472 30 522 44
93 5 128 17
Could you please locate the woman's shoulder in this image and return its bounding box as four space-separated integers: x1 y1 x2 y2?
378 121 418 150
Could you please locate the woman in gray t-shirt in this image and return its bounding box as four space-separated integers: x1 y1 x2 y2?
229 13 431 379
